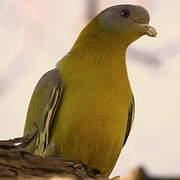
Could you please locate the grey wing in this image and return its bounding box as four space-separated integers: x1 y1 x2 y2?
23 68 63 155
123 96 135 146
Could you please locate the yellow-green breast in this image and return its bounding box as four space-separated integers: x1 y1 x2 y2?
49 20 133 174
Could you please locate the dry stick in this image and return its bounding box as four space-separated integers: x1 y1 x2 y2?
0 127 103 179
0 130 180 180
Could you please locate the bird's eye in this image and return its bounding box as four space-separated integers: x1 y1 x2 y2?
120 9 130 17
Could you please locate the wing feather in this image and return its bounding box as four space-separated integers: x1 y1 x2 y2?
23 68 63 155
123 96 135 146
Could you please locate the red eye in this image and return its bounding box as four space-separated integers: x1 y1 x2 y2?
120 9 130 17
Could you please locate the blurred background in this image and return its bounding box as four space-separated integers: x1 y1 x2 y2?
0 0 180 177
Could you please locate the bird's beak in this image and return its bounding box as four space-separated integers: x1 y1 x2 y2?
137 23 157 37
143 24 157 37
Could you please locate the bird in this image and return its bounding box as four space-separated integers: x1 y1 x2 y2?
23 4 157 176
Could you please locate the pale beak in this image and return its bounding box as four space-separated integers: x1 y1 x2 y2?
143 24 157 37
134 23 157 37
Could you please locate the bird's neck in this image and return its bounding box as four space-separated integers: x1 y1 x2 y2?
71 18 128 65
58 19 130 83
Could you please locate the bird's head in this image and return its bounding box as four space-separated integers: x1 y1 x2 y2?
96 4 157 46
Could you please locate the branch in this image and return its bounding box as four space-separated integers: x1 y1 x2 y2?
0 129 103 179
0 131 180 180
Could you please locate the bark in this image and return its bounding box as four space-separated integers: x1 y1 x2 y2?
0 128 179 180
